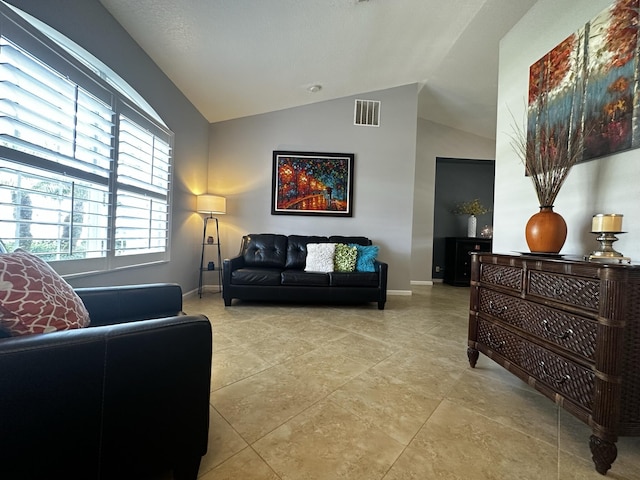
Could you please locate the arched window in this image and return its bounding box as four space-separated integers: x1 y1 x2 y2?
0 1 173 276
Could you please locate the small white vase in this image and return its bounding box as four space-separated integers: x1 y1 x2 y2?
467 215 477 237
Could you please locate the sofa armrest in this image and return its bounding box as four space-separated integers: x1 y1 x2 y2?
224 255 246 270
223 256 245 281
76 283 183 326
375 260 388 296
0 314 212 479
99 315 212 479
375 260 388 277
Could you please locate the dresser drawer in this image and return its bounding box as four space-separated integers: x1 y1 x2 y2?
478 289 523 328
480 263 523 290
477 318 524 365
528 271 600 311
521 302 597 361
520 341 595 410
480 289 597 361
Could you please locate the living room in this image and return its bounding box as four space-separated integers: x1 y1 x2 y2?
8 0 637 295
3 0 640 478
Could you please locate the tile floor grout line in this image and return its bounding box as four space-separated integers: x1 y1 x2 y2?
248 443 283 480
556 405 561 480
378 396 449 480
186 286 640 478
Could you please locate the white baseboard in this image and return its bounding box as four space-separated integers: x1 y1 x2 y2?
183 288 199 298
188 287 414 298
410 280 434 286
184 286 221 299
387 289 412 296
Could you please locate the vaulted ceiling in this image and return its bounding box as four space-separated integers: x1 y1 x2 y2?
99 0 537 140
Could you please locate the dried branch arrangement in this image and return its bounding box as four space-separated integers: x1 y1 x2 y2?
510 118 584 207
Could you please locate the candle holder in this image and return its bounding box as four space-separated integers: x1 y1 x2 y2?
587 231 630 263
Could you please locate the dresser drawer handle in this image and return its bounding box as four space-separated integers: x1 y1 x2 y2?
553 283 563 296
542 320 574 340
540 361 570 385
489 300 507 315
486 333 504 350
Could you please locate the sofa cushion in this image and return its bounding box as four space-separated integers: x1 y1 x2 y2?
329 272 379 287
329 236 371 246
0 249 90 336
305 243 336 273
334 243 357 272
285 235 328 269
281 270 330 286
353 244 379 272
242 234 288 268
231 268 282 286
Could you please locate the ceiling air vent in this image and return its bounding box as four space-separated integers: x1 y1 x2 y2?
354 99 380 127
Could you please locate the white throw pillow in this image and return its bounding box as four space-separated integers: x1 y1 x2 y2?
304 243 336 273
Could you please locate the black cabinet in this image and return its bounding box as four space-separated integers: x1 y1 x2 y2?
444 237 491 286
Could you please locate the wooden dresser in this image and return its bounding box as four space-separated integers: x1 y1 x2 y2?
467 253 640 475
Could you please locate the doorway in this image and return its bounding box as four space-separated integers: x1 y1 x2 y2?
432 157 495 280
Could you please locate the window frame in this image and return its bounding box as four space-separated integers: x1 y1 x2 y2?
0 2 174 277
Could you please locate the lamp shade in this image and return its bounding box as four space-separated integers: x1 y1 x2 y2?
197 194 226 214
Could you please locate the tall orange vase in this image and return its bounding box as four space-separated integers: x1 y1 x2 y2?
525 206 567 253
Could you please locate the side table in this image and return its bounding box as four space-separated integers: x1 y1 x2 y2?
444 237 492 286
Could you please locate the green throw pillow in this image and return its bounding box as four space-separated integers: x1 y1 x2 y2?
334 244 357 272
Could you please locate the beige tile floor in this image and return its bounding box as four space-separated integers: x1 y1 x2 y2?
183 284 640 480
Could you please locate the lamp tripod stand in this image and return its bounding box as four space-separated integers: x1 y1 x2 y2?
198 215 222 297
196 194 226 297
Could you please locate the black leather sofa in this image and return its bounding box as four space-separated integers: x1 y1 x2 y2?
223 234 388 309
0 283 212 480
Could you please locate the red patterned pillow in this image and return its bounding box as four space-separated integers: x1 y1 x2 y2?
0 249 90 336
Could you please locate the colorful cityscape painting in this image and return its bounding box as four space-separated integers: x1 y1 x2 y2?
528 0 640 162
271 151 354 216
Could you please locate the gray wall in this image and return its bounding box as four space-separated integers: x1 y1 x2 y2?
411 118 496 284
8 0 210 291
495 0 640 259
208 84 419 293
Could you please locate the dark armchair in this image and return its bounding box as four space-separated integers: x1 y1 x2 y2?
0 283 212 480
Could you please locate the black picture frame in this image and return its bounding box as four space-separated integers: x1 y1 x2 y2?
271 151 354 217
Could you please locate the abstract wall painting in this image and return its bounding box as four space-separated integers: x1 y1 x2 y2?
528 0 640 162
271 151 354 217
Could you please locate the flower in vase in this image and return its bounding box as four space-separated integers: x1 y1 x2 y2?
452 199 490 216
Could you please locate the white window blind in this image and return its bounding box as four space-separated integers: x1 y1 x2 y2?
0 2 173 274
0 37 113 176
114 112 171 257
0 160 109 260
117 114 171 195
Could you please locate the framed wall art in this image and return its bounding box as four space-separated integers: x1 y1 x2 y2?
271 151 354 217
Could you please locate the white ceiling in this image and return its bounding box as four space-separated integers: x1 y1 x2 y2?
99 0 537 140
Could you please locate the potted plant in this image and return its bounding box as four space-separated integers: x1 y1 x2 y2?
453 199 490 238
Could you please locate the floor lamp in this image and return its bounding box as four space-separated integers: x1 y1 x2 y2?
197 194 226 297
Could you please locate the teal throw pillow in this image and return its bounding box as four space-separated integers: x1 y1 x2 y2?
352 244 379 272
334 243 357 272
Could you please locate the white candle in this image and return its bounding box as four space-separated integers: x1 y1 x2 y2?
592 214 623 232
